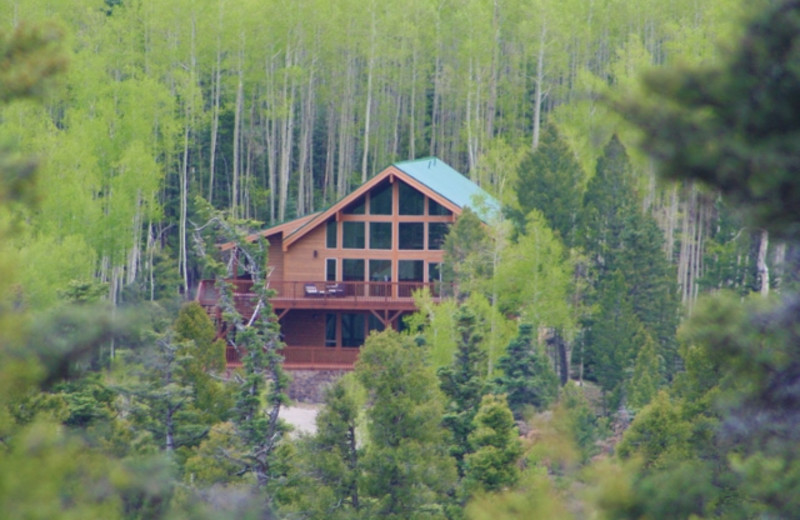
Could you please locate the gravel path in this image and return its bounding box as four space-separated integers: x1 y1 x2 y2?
281 404 320 436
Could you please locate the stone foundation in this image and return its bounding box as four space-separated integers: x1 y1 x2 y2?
287 369 351 403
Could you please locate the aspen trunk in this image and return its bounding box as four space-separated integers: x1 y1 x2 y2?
532 23 547 150
757 229 769 296
208 20 222 204
180 112 190 295
361 11 376 183
278 47 296 222
232 49 244 218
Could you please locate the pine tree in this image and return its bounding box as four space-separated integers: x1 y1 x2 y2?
438 305 488 476
584 270 643 412
494 323 559 420
295 378 362 519
512 124 584 246
462 394 523 496
627 330 660 411
356 330 457 519
578 136 678 397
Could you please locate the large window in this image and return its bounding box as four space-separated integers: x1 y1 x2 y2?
326 258 336 281
368 314 385 334
428 262 441 283
343 258 365 296
398 260 424 296
325 314 337 347
429 198 452 216
369 222 392 249
399 222 424 250
341 313 365 347
342 221 365 249
343 197 366 215
369 259 391 281
399 182 424 215
369 259 391 297
370 183 393 215
326 220 337 248
342 259 365 281
428 222 450 250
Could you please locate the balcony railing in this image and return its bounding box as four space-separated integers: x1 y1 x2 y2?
226 344 360 369
197 278 452 307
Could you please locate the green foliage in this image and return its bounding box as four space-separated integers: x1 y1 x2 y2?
626 330 660 411
616 391 692 469
615 0 800 239
511 124 584 246
494 323 559 420
0 22 66 105
465 466 573 520
284 376 364 519
356 330 457 519
183 422 250 487
438 305 489 476
174 301 226 373
405 291 460 370
578 136 678 407
583 270 643 411
493 211 574 332
462 394 523 496
443 207 492 298
558 382 601 463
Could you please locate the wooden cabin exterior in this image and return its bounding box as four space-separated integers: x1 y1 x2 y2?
196 157 498 370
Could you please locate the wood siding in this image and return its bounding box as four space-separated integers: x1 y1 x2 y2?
280 309 326 346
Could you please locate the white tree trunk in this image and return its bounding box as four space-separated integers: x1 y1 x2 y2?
757 229 769 296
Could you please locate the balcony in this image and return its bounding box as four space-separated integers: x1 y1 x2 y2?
225 344 359 370
197 278 451 316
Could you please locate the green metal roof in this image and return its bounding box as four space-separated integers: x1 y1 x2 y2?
393 157 500 221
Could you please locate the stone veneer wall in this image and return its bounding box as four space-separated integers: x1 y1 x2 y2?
287 369 351 403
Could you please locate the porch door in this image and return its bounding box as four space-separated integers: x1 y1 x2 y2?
398 260 424 297
369 259 391 297
326 258 337 282
342 259 365 296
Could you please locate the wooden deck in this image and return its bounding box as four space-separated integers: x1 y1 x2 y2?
226 344 359 370
197 279 450 316
198 278 451 369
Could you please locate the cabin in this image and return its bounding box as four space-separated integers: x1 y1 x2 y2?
196 157 497 383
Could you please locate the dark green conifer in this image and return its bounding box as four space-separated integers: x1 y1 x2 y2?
513 124 584 245
438 305 488 476
494 323 559 420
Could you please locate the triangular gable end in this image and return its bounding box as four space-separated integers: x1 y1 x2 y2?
281 158 495 251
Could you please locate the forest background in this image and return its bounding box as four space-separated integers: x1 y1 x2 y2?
2 0 799 518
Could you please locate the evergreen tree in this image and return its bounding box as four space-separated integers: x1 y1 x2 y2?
603 3 800 517
512 124 584 246
578 136 678 399
173 301 232 426
627 330 660 411
356 330 457 519
291 377 362 519
578 135 639 279
494 323 559 420
438 305 489 477
198 228 291 506
123 331 196 453
558 381 601 463
462 394 523 496
584 270 643 411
